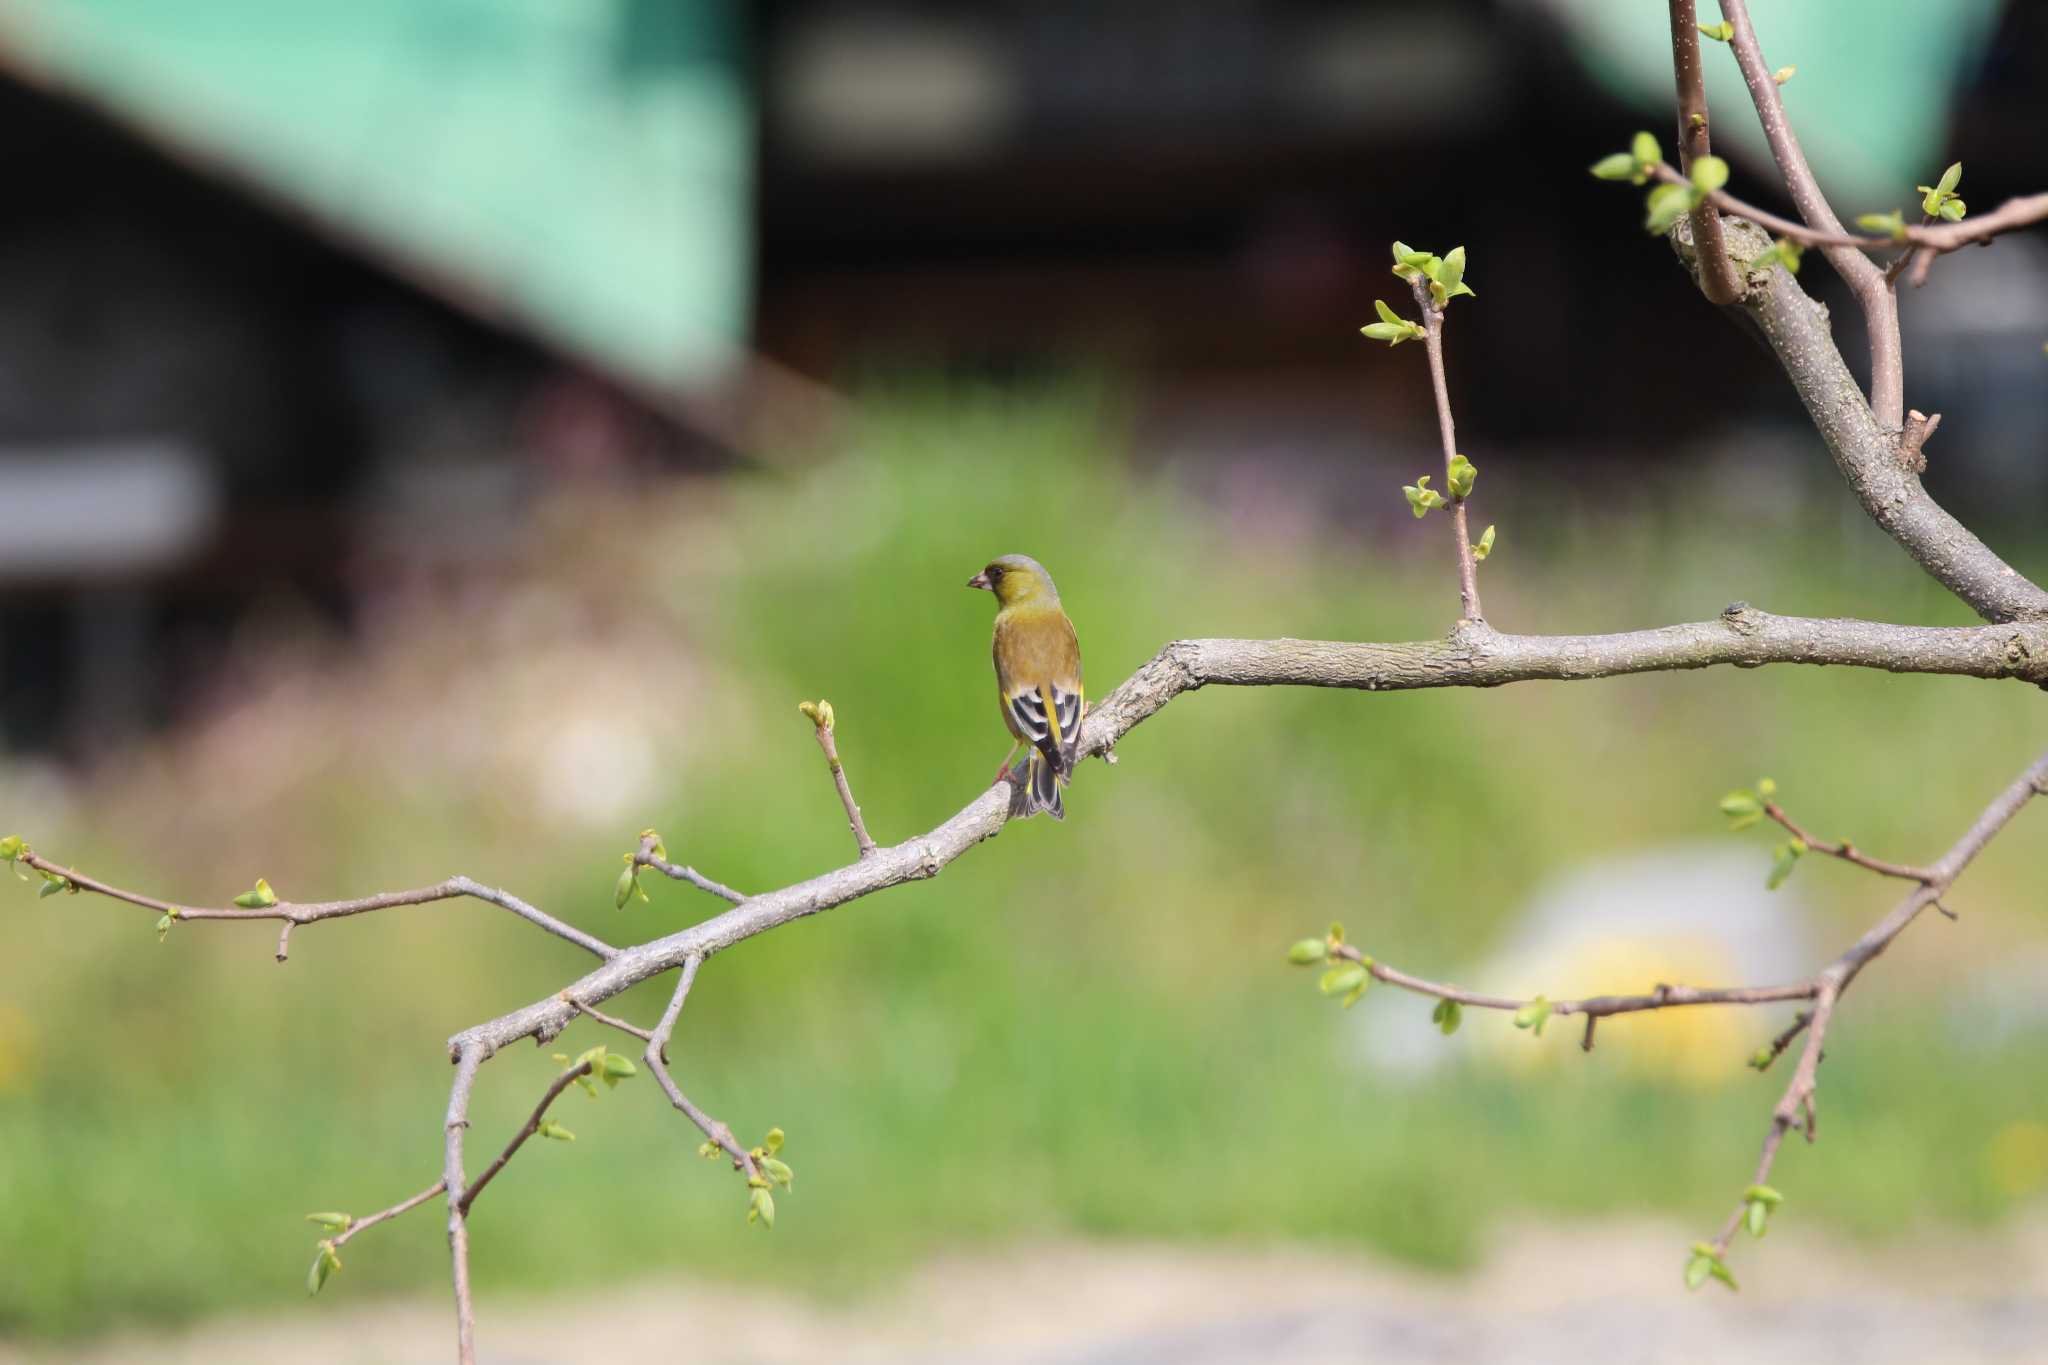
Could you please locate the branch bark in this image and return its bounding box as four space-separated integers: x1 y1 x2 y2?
1667 0 1743 304
1692 216 2048 624
443 606 2048 1065
1415 289 1484 623
1716 0 1902 429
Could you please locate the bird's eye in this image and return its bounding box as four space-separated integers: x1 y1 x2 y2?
987 566 1004 583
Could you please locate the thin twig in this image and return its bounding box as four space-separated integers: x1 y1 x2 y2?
1753 1010 1812 1072
636 837 746 905
644 955 762 1181
1762 802 1933 882
1715 0 1902 429
14 854 617 961
1647 163 2048 266
329 1179 447 1252
1333 943 1815 1018
1706 748 2048 1256
1667 0 1742 303
457 1060 595 1216
638 857 747 905
808 711 878 859
566 995 656 1047
1411 281 1483 623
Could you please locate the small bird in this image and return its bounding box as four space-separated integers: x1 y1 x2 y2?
968 554 1084 819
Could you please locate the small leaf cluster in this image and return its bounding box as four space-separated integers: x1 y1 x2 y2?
1591 134 1728 235
614 829 666 909
1855 209 1908 241
718 1127 793 1229
233 877 278 908
1400 454 1480 517
1286 922 1371 1008
6 836 79 902
1697 20 1733 42
306 1238 344 1296
798 699 836 732
1717 778 1805 888
1741 1183 1783 1238
1512 995 1553 1037
553 1045 639 1102
303 1211 352 1294
1389 241 1475 308
1717 777 1776 831
1361 298 1425 347
1684 1242 1737 1291
1916 162 1967 222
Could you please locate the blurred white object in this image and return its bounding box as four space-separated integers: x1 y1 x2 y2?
0 443 217 579
1353 843 1819 1083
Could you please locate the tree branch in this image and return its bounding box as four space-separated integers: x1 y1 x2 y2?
1412 283 1484 623
635 845 746 905
437 607 2048 1069
1667 0 1743 304
801 701 878 858
1761 801 1930 882
324 1179 447 1255
1703 216 2048 624
12 855 618 962
1650 163 2048 264
457 1059 596 1216
643 955 762 1181
1716 0 1902 429
442 1046 483 1364
17 611 2047 1350
1706 747 2048 1257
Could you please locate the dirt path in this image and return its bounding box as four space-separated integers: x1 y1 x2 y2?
8 1218 2045 1364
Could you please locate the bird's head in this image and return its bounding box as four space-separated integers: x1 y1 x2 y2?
968 554 1059 607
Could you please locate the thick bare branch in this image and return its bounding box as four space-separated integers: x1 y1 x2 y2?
443 607 2048 1064
1716 0 1902 428
1706 217 2048 624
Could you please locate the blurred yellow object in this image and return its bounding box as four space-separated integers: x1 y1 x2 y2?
1984 1120 2048 1198
1478 935 1759 1085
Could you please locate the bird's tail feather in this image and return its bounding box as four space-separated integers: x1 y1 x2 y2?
1025 749 1065 820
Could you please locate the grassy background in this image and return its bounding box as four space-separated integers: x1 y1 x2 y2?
2 384 2044 1336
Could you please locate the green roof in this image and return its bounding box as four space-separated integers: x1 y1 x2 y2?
0 0 750 393
1547 0 2002 208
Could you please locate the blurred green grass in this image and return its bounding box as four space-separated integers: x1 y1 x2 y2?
2 382 2044 1336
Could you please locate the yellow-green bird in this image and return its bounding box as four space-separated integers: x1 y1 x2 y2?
968 554 1084 819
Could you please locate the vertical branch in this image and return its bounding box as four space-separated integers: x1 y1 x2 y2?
800 700 878 858
1667 0 1742 303
1717 0 1903 429
443 1046 484 1365
1417 302 1484 624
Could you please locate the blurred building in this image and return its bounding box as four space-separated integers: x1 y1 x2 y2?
0 0 2042 751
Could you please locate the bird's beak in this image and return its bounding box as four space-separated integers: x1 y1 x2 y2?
967 571 992 590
